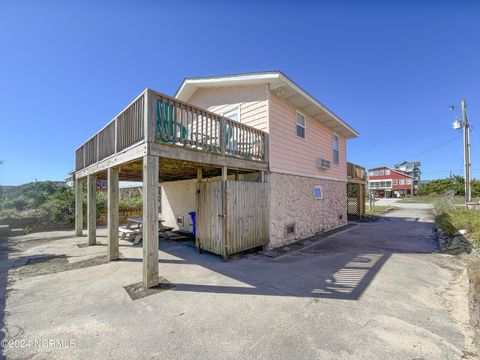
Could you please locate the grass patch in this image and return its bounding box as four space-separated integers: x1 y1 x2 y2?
398 195 480 205
366 206 393 216
434 200 480 246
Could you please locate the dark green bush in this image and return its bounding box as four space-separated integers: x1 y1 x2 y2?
0 181 143 231
418 176 480 197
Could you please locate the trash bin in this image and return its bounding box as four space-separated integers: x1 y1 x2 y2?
188 211 196 238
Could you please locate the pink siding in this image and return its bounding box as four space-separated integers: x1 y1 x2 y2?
187 85 269 132
268 91 347 181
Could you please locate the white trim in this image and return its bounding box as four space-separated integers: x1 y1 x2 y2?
295 110 306 140
270 168 348 183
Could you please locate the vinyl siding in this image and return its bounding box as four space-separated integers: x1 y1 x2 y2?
186 85 269 131
268 91 347 181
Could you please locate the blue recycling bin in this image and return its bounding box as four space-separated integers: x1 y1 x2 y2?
188 211 196 238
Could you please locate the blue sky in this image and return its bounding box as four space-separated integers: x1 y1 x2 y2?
0 0 479 185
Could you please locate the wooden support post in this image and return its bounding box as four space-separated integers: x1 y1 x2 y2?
74 176 83 236
143 155 159 288
260 171 265 183
222 166 228 260
108 167 120 260
87 174 96 245
196 168 202 253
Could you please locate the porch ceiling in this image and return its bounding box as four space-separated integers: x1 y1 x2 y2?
94 157 257 182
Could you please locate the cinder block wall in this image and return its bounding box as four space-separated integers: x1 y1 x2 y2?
268 172 347 248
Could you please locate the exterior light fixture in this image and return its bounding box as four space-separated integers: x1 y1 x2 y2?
452 117 462 130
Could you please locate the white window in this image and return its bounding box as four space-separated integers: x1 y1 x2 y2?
392 179 398 185
223 107 240 122
333 135 340 165
368 171 374 176
399 179 405 185
296 112 306 139
406 179 412 185
385 169 391 175
313 185 323 199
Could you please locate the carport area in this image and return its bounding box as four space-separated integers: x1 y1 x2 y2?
2 203 477 359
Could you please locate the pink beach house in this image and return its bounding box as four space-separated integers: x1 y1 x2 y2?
74 71 359 288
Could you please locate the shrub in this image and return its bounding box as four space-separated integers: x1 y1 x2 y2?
1 181 65 211
41 186 75 224
0 182 144 231
419 176 480 197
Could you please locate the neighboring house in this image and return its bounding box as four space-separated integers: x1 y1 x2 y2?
368 166 414 198
73 71 359 288
394 161 421 191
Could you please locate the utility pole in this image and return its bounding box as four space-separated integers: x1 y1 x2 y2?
453 100 472 205
461 100 472 204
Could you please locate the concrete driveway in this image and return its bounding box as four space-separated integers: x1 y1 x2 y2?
1 204 477 359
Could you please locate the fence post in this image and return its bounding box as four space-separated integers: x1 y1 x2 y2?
222 166 228 260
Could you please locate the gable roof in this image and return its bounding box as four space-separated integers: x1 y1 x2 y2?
175 71 359 139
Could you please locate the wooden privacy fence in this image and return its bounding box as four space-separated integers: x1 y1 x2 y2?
196 180 269 258
347 182 366 218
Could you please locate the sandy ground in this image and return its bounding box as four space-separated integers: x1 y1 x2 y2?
0 204 477 359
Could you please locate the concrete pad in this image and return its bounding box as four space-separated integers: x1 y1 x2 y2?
1 207 478 359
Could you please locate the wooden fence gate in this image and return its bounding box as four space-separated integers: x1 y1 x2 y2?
196 180 269 258
347 182 366 218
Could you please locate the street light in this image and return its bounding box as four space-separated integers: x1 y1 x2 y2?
452 118 462 130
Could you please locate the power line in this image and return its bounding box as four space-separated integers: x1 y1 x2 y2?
400 134 463 162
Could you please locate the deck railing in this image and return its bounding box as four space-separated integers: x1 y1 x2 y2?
347 162 366 182
75 89 268 171
76 93 145 170
153 92 266 161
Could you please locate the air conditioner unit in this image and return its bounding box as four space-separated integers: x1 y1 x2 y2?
316 158 331 170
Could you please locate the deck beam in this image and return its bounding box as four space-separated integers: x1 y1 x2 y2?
107 167 120 260
87 174 96 245
142 155 159 288
148 142 268 173
75 142 147 179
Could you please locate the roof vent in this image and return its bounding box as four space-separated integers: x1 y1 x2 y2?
275 87 286 98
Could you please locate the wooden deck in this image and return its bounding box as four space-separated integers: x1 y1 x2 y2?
74 88 270 289
75 89 269 180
